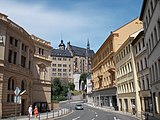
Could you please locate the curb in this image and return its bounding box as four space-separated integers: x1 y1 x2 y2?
51 110 74 120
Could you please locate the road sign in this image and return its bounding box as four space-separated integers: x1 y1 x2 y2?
14 87 21 96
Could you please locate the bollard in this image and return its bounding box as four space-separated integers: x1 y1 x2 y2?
38 113 40 120
46 110 48 119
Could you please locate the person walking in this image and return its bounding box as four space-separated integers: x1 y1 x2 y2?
132 103 136 115
28 105 33 118
34 105 39 118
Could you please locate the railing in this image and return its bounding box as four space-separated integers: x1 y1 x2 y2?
2 108 72 120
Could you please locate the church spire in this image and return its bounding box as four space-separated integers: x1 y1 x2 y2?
87 38 90 50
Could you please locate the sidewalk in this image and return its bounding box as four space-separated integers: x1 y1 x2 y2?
85 103 160 120
3 108 72 120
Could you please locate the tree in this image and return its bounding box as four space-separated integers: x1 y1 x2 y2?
51 78 62 96
68 82 75 91
79 73 88 90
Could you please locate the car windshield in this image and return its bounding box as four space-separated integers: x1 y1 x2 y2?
76 104 82 106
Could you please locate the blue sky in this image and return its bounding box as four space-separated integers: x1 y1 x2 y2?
0 0 142 52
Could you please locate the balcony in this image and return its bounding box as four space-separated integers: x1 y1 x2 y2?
108 66 115 74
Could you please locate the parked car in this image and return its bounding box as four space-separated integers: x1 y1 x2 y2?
75 103 84 110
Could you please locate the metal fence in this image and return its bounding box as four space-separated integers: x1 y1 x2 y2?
3 108 72 120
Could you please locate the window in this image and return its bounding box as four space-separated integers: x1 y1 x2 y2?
13 52 17 64
142 77 145 90
146 76 150 90
139 42 141 51
8 50 12 63
58 58 62 61
52 64 56 67
58 73 62 76
29 61 31 69
63 58 67 61
21 55 26 68
137 62 140 72
155 62 158 80
21 81 24 91
63 69 67 72
52 68 56 71
7 77 15 103
22 43 24 51
10 37 13 44
52 57 56 60
141 60 143 71
158 20 160 40
152 65 155 81
58 69 62 72
58 64 62 67
154 26 158 43
150 0 154 13
151 33 154 48
63 64 67 67
142 38 145 48
15 39 18 47
42 49 44 55
135 45 138 54
144 57 148 68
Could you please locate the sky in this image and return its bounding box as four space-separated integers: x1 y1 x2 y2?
0 0 143 52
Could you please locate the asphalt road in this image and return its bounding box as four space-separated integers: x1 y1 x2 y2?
58 101 139 120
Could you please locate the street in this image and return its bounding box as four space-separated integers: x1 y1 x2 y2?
58 101 138 120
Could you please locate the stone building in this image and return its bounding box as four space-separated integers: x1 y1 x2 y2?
0 13 52 118
140 0 160 116
51 40 73 83
91 18 142 109
51 40 94 90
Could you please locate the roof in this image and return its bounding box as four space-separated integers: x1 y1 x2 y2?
70 45 94 57
131 30 144 45
139 0 147 20
51 49 72 58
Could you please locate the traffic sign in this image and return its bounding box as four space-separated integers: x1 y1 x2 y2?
14 87 21 96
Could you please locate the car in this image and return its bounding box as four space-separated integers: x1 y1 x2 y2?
75 103 84 110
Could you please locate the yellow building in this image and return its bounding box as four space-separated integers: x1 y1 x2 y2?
0 13 52 118
91 18 142 109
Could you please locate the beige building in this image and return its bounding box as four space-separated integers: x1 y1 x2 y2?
140 0 160 116
0 13 52 118
51 40 73 83
115 29 143 116
91 18 143 109
31 35 52 112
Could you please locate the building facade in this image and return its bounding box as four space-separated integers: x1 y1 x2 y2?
131 30 152 113
140 0 160 116
115 30 143 116
31 35 52 112
91 18 143 109
0 13 52 118
51 40 73 83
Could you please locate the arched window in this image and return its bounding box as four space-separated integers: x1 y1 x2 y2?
7 77 15 103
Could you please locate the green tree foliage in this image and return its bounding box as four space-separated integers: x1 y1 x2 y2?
79 73 88 90
51 78 76 101
68 82 75 91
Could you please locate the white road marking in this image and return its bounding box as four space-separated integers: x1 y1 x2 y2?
72 116 80 120
96 114 98 117
92 118 95 120
114 117 120 120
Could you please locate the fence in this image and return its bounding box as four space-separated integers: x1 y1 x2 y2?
3 108 72 120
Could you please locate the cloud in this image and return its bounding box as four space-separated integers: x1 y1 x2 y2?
0 0 142 51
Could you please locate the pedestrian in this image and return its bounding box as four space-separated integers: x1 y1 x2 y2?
34 105 39 118
132 103 136 115
28 105 33 118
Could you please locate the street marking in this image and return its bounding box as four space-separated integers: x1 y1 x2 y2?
114 117 120 120
96 114 98 117
92 118 95 120
72 116 80 120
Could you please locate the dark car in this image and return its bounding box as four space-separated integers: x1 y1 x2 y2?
75 103 84 110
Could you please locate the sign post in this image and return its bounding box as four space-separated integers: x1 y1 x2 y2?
14 87 21 120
